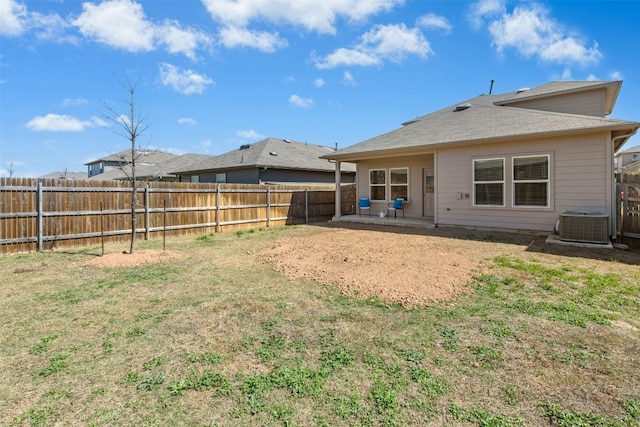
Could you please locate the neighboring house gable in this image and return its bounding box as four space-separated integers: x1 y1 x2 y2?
494 81 620 117
323 81 639 238
173 137 356 185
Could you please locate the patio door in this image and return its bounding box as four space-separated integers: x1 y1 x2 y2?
422 167 434 217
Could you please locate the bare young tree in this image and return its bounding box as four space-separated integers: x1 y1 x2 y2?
104 78 149 254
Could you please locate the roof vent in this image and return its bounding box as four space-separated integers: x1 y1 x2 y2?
269 151 278 156
516 87 530 93
454 103 471 112
239 144 251 150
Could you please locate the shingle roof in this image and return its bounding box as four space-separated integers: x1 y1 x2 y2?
39 171 87 180
173 138 356 174
323 82 638 161
84 149 176 165
89 153 212 181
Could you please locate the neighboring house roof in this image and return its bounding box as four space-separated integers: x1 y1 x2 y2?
622 161 640 174
616 144 640 156
84 149 176 166
323 81 639 162
173 137 356 174
39 171 87 180
89 153 211 181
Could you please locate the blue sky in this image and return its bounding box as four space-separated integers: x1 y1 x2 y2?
1 0 639 178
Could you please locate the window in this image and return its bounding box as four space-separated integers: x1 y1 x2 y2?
390 168 408 201
369 169 386 201
473 158 504 206
190 175 200 183
215 173 226 184
513 155 549 207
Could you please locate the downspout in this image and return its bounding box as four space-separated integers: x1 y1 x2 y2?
611 130 638 239
334 160 342 218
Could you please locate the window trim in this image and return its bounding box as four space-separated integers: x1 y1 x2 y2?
512 154 550 208
389 167 409 201
369 168 386 201
472 157 505 207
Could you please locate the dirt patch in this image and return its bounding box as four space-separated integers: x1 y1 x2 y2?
82 249 183 268
260 226 534 307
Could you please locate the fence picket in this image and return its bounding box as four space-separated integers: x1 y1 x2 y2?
0 178 356 254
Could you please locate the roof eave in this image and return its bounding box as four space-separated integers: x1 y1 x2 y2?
323 122 640 161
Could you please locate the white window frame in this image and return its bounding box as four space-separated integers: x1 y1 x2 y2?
369 169 386 201
389 167 409 201
473 158 505 207
512 155 550 208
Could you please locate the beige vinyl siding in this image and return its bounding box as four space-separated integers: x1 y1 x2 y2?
505 90 605 117
357 154 432 217
436 133 610 233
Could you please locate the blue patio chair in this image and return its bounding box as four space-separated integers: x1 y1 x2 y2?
359 197 371 216
387 198 405 218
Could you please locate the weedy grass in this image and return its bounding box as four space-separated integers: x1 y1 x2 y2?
1 225 639 426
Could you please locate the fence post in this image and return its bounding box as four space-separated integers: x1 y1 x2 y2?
37 181 43 252
267 187 271 228
305 189 309 223
144 185 150 241
216 185 221 233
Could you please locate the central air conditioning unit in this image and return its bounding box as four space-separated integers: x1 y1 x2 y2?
559 211 609 244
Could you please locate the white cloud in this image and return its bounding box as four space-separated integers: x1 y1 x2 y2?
342 71 356 86
202 0 403 35
73 0 155 52
158 62 214 95
198 139 212 152
72 0 210 59
313 78 325 88
288 94 313 109
610 71 623 80
586 74 598 81
314 48 381 69
0 0 28 36
314 23 432 69
156 20 213 60
218 25 287 52
561 68 573 80
178 117 196 126
488 4 601 65
25 114 104 132
0 0 73 42
417 13 452 34
62 97 88 107
236 129 265 140
468 0 505 28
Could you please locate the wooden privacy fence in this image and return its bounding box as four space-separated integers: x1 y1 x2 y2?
617 173 640 249
1 178 357 254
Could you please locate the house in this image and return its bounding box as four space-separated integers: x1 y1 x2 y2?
88 153 211 182
173 137 356 185
322 81 639 239
615 144 640 175
85 149 176 178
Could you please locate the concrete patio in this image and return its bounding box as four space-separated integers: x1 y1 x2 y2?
331 214 435 229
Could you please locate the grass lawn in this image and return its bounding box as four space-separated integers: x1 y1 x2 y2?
1 224 639 426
